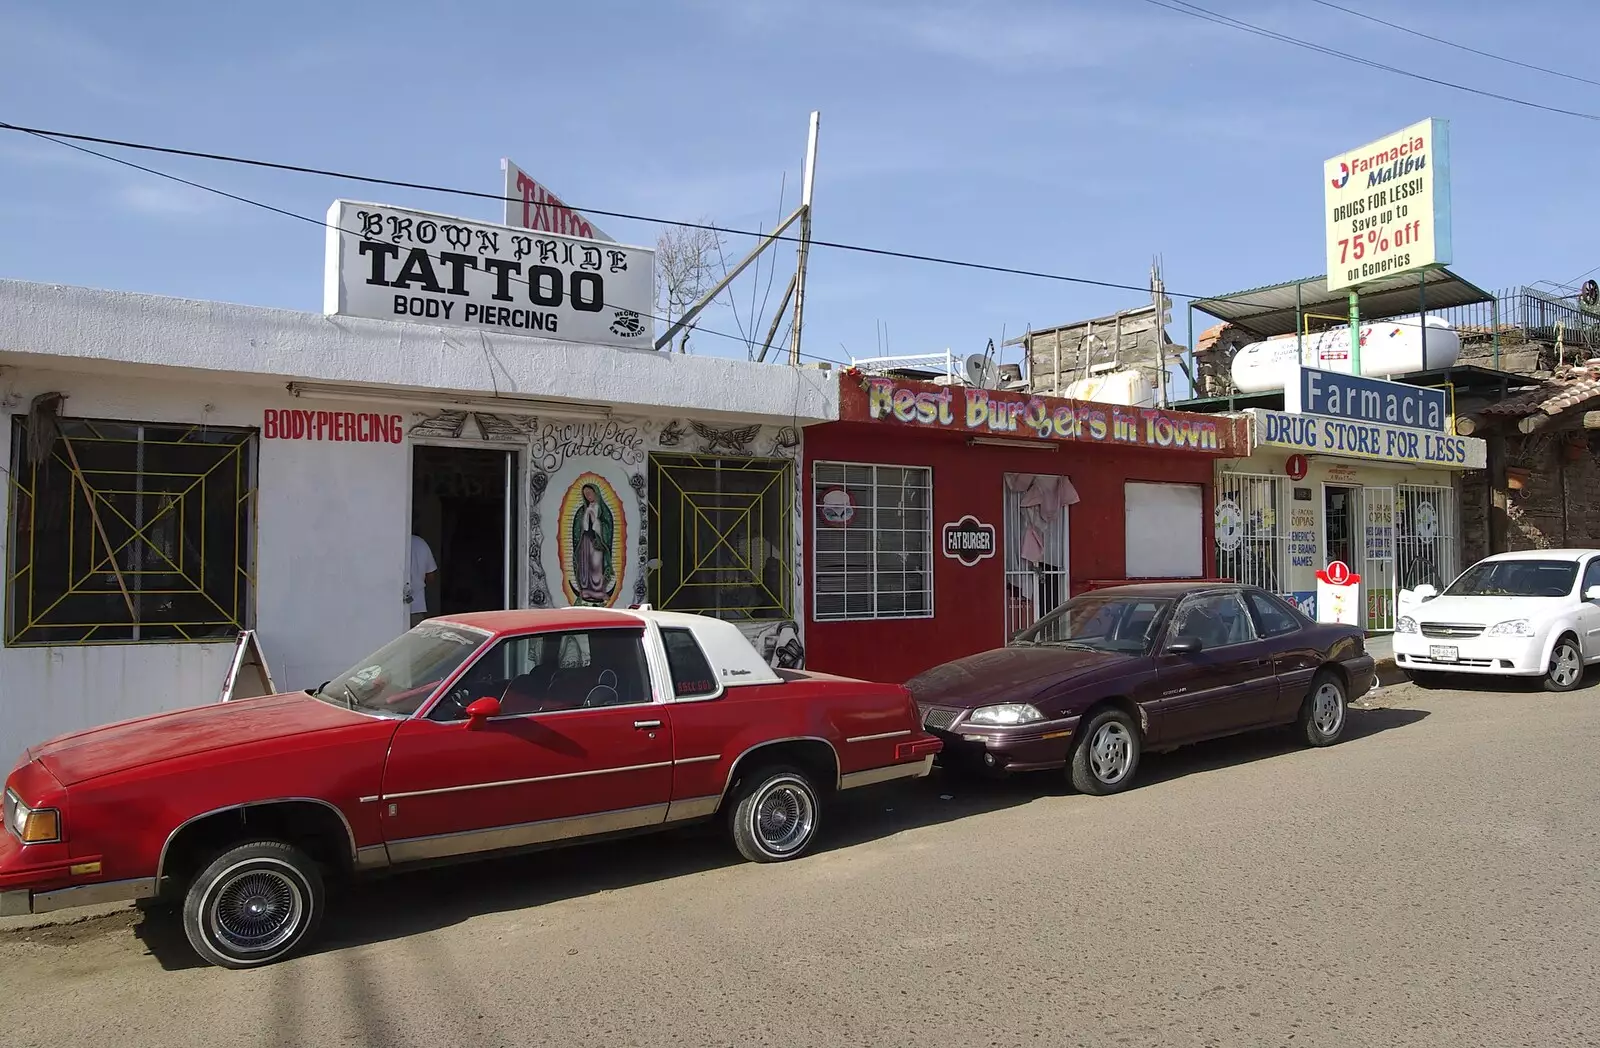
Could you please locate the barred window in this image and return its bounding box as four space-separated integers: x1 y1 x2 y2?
813 462 932 622
647 454 793 620
7 415 258 646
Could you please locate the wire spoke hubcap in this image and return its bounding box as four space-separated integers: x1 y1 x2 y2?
754 782 815 854
1090 723 1133 783
209 869 303 954
1313 683 1345 736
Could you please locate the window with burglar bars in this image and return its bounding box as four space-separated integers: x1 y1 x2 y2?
1396 484 1458 593
1214 472 1288 596
6 416 258 646
647 454 793 620
812 462 932 621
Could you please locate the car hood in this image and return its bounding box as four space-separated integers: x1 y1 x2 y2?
27 691 381 786
906 646 1131 709
1403 594 1567 626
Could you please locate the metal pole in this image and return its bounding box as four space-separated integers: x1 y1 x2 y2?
1296 281 1303 362
1349 290 1362 375
754 273 797 364
1186 302 1194 397
1153 261 1168 408
789 110 820 366
1491 293 1501 370
653 205 805 351
1419 277 1428 371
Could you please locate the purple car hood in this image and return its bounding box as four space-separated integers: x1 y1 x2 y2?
905 645 1129 709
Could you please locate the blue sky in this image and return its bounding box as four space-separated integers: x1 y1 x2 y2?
1 0 1596 373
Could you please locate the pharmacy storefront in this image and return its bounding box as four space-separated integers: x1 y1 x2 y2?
1213 368 1485 631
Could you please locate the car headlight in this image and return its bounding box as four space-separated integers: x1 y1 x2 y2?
3 788 61 844
1396 616 1418 634
1486 619 1534 637
967 703 1046 726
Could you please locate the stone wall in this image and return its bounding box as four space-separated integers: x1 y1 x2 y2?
1461 430 1600 562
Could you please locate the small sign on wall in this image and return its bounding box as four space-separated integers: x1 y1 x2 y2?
942 515 997 567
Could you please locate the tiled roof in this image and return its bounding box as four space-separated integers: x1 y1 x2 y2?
1481 371 1600 417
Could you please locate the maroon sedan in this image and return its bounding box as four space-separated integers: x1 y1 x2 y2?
908 583 1375 795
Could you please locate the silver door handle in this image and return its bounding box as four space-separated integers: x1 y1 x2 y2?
634 719 662 730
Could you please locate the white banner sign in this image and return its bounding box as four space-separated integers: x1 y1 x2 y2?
1323 117 1452 292
1248 409 1485 470
324 200 654 350
502 158 613 242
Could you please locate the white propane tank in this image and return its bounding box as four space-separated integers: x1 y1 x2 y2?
1062 369 1156 407
1229 314 1460 393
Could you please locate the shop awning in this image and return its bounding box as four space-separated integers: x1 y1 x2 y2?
1190 268 1496 340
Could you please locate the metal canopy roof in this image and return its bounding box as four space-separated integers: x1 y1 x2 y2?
1190 267 1495 340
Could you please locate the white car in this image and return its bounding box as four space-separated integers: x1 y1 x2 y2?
1392 548 1600 692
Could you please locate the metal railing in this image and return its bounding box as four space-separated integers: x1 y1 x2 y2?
1432 286 1600 364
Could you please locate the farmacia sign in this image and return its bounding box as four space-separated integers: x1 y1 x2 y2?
324 200 655 350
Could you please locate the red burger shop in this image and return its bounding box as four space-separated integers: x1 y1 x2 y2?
803 372 1249 683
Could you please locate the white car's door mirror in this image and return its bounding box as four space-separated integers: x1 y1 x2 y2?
1412 584 1437 602
1585 585 1600 602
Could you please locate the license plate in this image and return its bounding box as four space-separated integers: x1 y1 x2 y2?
1429 644 1459 662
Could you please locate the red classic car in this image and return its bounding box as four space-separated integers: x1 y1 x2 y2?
1 608 939 969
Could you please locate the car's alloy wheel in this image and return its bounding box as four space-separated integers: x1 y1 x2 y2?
1070 709 1141 795
182 841 324 970
729 765 822 863
1297 671 1348 747
1545 637 1584 692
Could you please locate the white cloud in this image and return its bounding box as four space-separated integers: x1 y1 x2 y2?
116 181 223 219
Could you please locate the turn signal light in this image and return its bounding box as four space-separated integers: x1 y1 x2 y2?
20 809 60 844
896 737 942 760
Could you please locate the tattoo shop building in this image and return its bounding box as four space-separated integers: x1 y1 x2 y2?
0 201 827 752
800 371 1249 683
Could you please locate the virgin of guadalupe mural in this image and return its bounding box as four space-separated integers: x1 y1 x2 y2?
557 473 627 607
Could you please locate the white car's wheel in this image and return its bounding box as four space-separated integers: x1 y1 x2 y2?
1544 635 1584 693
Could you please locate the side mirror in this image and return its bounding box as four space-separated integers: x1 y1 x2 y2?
1585 585 1600 602
1413 584 1438 602
464 696 501 727
1165 635 1203 656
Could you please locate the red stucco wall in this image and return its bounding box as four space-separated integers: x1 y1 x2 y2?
802 420 1220 684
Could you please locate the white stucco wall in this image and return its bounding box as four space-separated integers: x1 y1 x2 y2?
0 279 837 425
0 366 411 762
0 280 832 761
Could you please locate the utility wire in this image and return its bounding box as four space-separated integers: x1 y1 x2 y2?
0 119 1233 307
1303 0 1600 91
6 122 848 367
1140 0 1600 122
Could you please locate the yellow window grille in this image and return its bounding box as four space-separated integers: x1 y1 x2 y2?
6 416 258 646
646 454 793 620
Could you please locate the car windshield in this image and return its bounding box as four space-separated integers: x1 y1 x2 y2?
1443 559 1578 598
314 622 489 716
1014 595 1173 654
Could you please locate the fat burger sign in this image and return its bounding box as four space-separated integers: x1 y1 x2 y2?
323 200 655 350
942 515 997 567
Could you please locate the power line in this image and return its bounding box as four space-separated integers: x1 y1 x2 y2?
0 119 1213 306
1303 0 1600 90
6 122 847 367
1140 0 1600 122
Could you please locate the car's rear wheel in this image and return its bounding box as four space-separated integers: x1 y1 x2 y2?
1544 635 1584 692
1296 670 1348 747
1069 708 1141 795
182 840 324 970
728 765 822 863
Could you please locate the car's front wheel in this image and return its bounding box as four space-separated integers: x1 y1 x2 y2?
728 765 822 863
1069 708 1141 795
1544 635 1585 692
182 840 325 970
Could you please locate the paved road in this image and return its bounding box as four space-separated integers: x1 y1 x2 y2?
3 681 1597 1048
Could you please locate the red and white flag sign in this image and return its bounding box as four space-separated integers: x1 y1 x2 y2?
501 158 613 242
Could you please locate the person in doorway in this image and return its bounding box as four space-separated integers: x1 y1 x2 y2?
408 533 438 627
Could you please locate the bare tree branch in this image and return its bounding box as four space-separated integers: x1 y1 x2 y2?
655 222 725 354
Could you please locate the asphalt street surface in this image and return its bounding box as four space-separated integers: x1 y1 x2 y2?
3 680 1596 1048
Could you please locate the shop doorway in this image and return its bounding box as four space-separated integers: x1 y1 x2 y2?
1323 483 1398 632
1002 473 1072 641
410 445 518 619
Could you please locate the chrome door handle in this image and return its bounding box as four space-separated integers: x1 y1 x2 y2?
634 719 662 730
